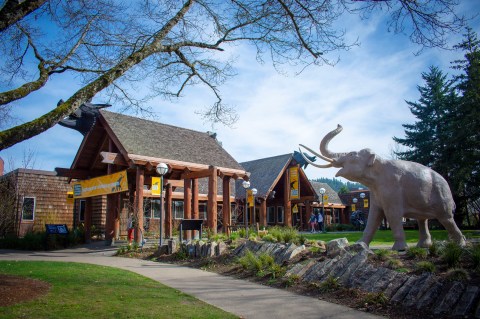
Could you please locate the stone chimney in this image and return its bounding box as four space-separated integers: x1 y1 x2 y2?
0 157 3 176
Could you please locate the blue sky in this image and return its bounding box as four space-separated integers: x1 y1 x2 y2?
1 1 479 180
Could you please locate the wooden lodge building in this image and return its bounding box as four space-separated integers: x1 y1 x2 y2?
1 109 350 243
56 110 249 244
236 155 345 231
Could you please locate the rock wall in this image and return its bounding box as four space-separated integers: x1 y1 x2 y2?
232 238 480 318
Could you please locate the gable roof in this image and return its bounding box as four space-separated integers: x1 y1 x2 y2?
310 181 343 204
99 110 244 171
235 154 292 199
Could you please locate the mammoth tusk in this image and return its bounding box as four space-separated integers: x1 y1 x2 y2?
299 144 334 163
298 146 334 168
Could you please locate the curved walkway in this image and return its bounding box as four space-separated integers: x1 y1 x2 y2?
0 243 383 319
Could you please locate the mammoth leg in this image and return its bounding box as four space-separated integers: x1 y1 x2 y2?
417 219 432 248
438 217 466 246
386 208 408 251
358 206 384 246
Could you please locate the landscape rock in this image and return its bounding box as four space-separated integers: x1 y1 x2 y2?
326 238 349 258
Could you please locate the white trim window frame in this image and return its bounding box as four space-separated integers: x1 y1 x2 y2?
22 196 35 221
173 200 184 220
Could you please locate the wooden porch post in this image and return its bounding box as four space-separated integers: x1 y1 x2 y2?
84 197 92 243
207 166 218 233
305 201 311 231
260 198 267 227
165 183 172 238
284 171 292 227
192 179 199 239
134 166 144 243
105 195 115 245
184 178 192 240
222 176 231 235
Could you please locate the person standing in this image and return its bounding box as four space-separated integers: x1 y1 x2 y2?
127 213 134 246
309 213 317 233
316 211 324 232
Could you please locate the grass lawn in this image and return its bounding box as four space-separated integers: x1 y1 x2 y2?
0 261 237 319
304 229 480 247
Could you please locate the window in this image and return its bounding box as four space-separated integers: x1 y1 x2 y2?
333 209 340 224
79 200 86 221
22 197 35 221
173 201 184 219
267 206 275 224
277 206 284 224
199 203 207 220
143 198 161 219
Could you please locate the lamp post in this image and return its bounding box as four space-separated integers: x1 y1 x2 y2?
319 187 326 233
242 180 250 238
156 163 168 247
251 188 257 230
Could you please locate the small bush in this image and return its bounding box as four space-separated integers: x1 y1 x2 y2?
428 240 442 257
360 292 388 307
415 261 436 273
406 247 428 259
229 232 240 241
262 234 277 243
319 276 340 292
373 249 394 262
445 268 470 281
237 249 285 279
385 258 404 270
441 242 464 268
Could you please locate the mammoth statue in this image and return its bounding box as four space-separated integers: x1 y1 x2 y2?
300 124 465 250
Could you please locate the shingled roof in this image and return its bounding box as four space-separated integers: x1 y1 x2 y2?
235 154 292 199
100 110 244 170
310 181 343 204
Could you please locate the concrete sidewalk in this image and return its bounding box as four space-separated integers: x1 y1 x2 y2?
0 243 383 319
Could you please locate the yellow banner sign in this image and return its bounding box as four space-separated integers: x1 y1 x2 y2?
151 177 162 196
247 189 254 207
289 166 299 199
364 199 369 208
66 191 74 204
73 170 128 198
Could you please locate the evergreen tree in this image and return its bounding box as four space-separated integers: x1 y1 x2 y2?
393 66 458 181
448 28 480 225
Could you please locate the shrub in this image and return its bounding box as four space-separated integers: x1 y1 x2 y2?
373 249 394 262
262 234 277 243
445 268 470 282
441 242 464 268
237 249 285 279
318 276 340 292
229 232 240 241
282 227 298 243
428 240 442 257
406 247 428 259
385 258 404 270
360 292 388 307
415 261 436 273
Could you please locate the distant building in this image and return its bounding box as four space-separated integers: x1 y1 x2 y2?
0 169 74 237
236 154 346 230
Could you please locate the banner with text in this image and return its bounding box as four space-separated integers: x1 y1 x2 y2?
73 170 128 198
151 177 162 196
289 166 299 199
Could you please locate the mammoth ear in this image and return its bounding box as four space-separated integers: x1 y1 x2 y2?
367 153 376 167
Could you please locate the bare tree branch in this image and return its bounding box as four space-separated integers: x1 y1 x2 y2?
0 0 47 32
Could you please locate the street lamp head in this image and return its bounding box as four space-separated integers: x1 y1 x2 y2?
242 180 250 189
360 192 365 199
156 163 168 176
319 187 326 195
352 198 358 204
251 188 257 196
